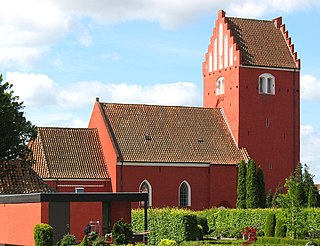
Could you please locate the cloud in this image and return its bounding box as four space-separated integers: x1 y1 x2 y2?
301 74 320 101
6 72 201 126
301 124 320 183
1 0 319 67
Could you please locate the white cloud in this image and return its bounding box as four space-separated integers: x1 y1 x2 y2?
301 124 320 183
301 74 320 101
1 0 319 67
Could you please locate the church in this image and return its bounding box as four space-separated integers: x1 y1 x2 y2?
30 10 300 210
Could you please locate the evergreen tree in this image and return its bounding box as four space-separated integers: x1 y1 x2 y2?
307 184 318 208
257 165 266 208
246 159 258 208
272 185 282 208
303 164 316 206
236 160 247 208
266 189 273 208
294 163 305 205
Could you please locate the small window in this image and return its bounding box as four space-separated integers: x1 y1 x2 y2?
75 187 84 193
216 77 225 95
259 73 275 95
139 180 152 207
179 181 191 207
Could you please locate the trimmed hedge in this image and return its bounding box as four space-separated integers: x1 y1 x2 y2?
264 212 276 237
254 237 320 245
34 223 53 246
132 208 198 245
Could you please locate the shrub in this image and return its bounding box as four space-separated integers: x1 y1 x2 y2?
91 237 107 246
274 217 286 238
78 236 88 246
197 225 203 240
60 234 77 246
34 223 53 246
197 216 209 236
111 219 133 245
157 239 178 246
264 212 276 237
88 231 99 242
255 237 320 245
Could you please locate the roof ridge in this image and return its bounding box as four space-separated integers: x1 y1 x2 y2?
38 127 96 130
227 16 272 23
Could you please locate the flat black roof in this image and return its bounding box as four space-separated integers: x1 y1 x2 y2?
0 192 148 204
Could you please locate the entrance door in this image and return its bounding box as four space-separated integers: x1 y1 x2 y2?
49 202 70 243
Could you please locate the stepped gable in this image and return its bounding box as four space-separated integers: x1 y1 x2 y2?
0 160 55 194
100 103 246 164
30 127 109 179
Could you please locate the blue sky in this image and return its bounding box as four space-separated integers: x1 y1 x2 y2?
1 1 320 182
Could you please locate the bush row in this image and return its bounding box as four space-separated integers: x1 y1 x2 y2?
133 208 320 241
254 237 320 245
132 208 198 245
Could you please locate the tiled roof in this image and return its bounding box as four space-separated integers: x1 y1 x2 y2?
101 103 245 164
227 17 298 69
0 160 55 194
30 127 109 179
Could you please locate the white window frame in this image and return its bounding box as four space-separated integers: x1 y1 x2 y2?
216 77 225 95
259 73 275 95
178 181 191 207
139 180 152 207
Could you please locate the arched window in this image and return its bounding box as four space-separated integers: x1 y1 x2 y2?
179 181 191 207
259 73 275 95
216 77 225 95
139 180 152 207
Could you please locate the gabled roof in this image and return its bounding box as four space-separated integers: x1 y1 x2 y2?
226 16 298 69
101 103 245 164
0 160 55 194
30 127 109 179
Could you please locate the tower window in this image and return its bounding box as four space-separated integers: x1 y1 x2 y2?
216 77 225 95
259 73 275 95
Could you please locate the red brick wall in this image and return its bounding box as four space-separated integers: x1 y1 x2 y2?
0 202 45 246
120 164 236 209
70 202 102 241
111 201 131 225
45 179 110 192
89 102 118 191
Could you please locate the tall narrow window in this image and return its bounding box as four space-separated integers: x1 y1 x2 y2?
224 35 228 68
216 77 225 95
139 180 152 207
179 181 191 207
259 73 275 95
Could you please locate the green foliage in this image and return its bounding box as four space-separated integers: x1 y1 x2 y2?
255 237 320 245
88 231 99 242
0 74 37 160
246 159 258 208
272 185 282 208
197 216 209 235
266 189 273 208
274 216 286 238
91 237 107 246
256 165 266 208
78 236 88 246
264 212 276 237
236 160 246 209
60 234 77 246
157 239 178 246
111 219 133 245
308 185 319 208
34 223 54 246
132 208 198 245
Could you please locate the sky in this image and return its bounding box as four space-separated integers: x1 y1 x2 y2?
1 0 320 182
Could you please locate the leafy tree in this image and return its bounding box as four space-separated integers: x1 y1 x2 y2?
0 74 37 160
257 165 266 208
246 159 258 208
266 189 273 208
237 160 247 208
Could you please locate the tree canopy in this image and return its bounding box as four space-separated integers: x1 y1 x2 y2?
0 74 36 160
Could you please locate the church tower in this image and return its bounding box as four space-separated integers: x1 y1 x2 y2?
203 10 300 190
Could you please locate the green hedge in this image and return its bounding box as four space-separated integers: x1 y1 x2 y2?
132 208 198 245
34 223 53 246
254 237 320 245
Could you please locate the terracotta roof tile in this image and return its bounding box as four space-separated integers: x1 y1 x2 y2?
102 103 245 164
227 17 298 69
30 127 109 179
0 160 55 194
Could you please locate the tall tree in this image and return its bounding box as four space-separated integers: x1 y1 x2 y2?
294 163 305 204
257 165 266 208
236 160 247 208
272 185 282 208
246 159 258 208
307 184 318 208
0 75 36 160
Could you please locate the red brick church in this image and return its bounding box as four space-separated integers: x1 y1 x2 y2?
30 10 300 210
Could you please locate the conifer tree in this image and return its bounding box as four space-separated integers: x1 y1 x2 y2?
246 159 258 208
294 163 305 205
272 185 282 208
236 160 247 208
307 184 318 208
257 165 266 208
266 189 273 208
